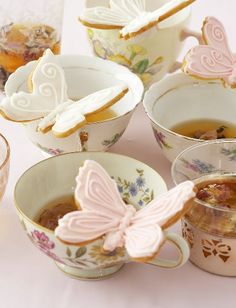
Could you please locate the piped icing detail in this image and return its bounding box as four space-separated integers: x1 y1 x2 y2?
0 49 68 121
55 160 196 259
80 0 195 39
183 17 236 87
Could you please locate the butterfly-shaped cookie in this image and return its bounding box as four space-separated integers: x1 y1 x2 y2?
0 49 129 137
80 0 195 40
55 160 196 260
182 17 236 88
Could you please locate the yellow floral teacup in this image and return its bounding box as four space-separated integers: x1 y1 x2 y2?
83 0 197 87
15 152 190 280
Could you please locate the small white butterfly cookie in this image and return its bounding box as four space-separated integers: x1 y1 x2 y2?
0 49 129 138
79 0 196 40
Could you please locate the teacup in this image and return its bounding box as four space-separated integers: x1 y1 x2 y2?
5 55 143 156
83 0 199 87
143 72 236 162
0 133 10 202
172 140 236 276
15 152 190 280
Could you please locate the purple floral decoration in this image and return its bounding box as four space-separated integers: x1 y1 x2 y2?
30 230 64 263
180 158 217 174
153 129 172 149
115 169 154 206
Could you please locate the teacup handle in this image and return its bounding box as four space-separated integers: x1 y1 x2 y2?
145 232 190 269
168 28 203 73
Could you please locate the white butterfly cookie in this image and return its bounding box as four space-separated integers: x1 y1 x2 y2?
79 0 196 40
55 160 196 260
0 49 129 137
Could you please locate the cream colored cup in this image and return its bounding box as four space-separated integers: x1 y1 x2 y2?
5 55 143 156
83 0 199 87
15 152 190 280
143 72 236 162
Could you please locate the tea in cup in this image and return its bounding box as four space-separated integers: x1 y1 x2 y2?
143 73 236 162
172 140 236 276
15 152 192 280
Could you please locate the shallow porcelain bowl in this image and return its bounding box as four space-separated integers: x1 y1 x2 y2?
172 140 236 276
143 72 236 162
0 133 10 203
5 55 144 156
15 151 191 280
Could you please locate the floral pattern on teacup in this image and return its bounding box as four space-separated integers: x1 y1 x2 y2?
88 29 165 86
180 158 217 175
115 169 154 206
221 147 236 161
102 131 124 147
29 230 64 263
36 143 64 156
153 129 172 150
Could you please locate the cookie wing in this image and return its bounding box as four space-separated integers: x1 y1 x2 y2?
125 224 164 259
80 0 145 27
75 160 128 217
51 85 128 137
55 211 119 244
0 49 68 122
132 181 195 229
203 17 234 62
183 45 234 81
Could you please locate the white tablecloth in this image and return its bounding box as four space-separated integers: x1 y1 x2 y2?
0 1 235 307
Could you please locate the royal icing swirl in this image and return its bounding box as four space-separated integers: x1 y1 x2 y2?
55 160 196 259
0 49 68 121
80 0 194 38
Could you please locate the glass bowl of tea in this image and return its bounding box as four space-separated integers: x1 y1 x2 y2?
143 72 236 162
3 54 143 156
172 139 236 276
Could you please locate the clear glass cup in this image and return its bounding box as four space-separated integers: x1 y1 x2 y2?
0 133 10 202
171 140 236 276
0 0 64 89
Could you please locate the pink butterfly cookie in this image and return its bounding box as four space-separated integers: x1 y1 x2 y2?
183 17 236 88
55 160 196 260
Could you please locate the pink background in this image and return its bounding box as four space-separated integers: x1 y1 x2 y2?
0 1 235 307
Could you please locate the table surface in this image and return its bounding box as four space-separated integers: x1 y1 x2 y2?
1 1 236 307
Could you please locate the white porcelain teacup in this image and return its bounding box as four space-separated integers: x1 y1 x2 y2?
83 0 199 87
5 55 143 156
143 72 236 162
15 152 190 280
